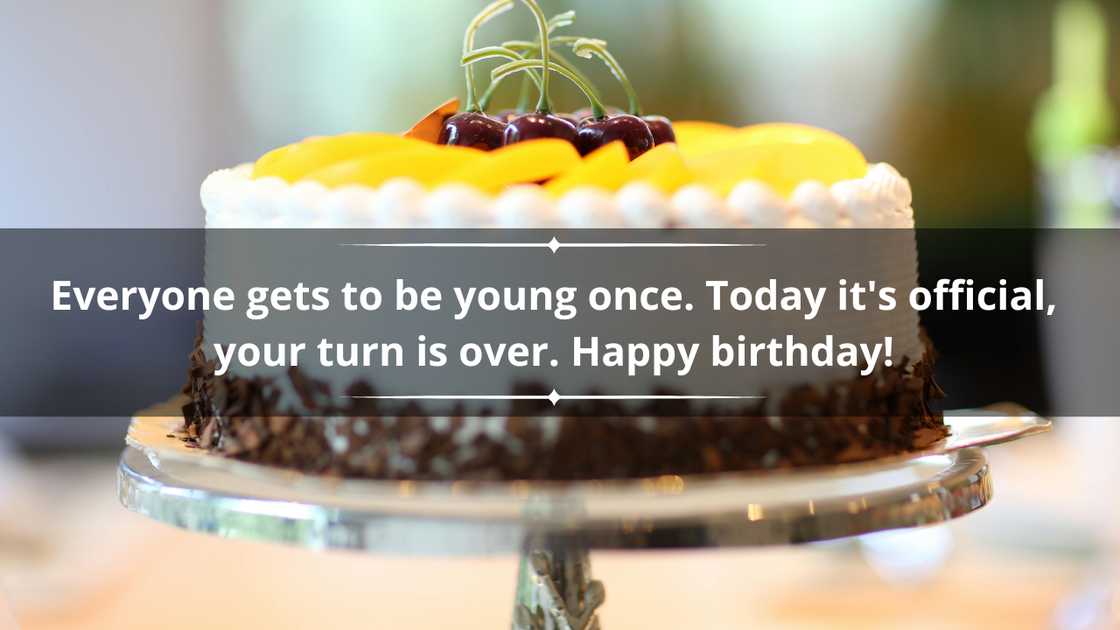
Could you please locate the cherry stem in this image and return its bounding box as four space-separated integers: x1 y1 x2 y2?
463 0 514 112
504 42 603 103
571 37 642 116
519 11 574 113
547 10 575 34
475 11 574 114
470 46 544 111
517 0 552 112
515 74 533 112
492 59 606 119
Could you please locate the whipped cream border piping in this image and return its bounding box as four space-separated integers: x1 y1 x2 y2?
201 163 915 229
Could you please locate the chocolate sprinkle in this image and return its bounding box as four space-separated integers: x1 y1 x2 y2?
181 326 947 480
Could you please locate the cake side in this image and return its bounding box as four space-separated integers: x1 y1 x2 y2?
199 162 927 414
182 330 945 480
185 159 946 480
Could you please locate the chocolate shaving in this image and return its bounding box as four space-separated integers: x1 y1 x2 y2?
181 330 947 481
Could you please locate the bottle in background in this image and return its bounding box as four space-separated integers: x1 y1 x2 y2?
1031 0 1117 228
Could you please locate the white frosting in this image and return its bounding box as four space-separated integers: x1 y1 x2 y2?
200 161 925 414
423 184 491 228
320 186 375 228
615 182 673 228
830 180 878 227
201 163 916 229
493 185 558 228
670 185 735 227
372 178 426 228
791 181 840 227
727 181 791 227
865 163 912 208
555 188 622 228
284 181 331 227
786 215 820 229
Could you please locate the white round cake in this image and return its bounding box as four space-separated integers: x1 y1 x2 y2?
184 124 946 480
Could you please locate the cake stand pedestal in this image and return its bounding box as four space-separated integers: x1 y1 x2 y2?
117 404 1048 629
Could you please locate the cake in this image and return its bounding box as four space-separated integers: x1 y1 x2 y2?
182 0 946 480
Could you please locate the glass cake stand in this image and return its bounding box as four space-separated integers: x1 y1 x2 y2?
117 401 1048 630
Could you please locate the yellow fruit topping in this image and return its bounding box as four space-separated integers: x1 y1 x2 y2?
545 141 631 196
252 133 427 182
672 121 736 158
247 122 870 198
440 139 582 192
624 143 693 192
687 123 867 197
305 145 483 188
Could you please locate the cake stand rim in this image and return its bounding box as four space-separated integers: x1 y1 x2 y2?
126 397 1048 498
117 440 996 553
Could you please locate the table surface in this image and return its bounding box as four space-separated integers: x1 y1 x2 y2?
5 430 1104 630
6 412 1108 630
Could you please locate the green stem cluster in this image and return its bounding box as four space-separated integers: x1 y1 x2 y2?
571 37 642 116
463 0 514 112
520 0 552 112
466 46 544 111
504 41 602 101
479 43 600 111
493 59 606 119
459 1 644 118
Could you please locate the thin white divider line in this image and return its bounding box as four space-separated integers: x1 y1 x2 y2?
346 391 765 406
346 395 765 399
339 240 765 251
340 243 548 248
549 243 764 248
544 395 766 399
348 395 548 400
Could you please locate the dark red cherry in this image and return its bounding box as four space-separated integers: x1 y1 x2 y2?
642 115 676 146
575 114 656 159
439 112 506 151
503 112 578 146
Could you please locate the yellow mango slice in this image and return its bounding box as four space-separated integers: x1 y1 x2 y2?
545 142 631 196
440 139 581 192
736 123 862 148
253 133 428 182
305 145 484 188
250 121 867 198
623 143 694 192
673 120 735 141
673 121 737 158
689 123 867 196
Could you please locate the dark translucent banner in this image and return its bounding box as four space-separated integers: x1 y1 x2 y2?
1 229 1116 417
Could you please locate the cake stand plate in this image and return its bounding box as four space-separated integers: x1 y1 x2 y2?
118 403 1047 629
118 405 1049 554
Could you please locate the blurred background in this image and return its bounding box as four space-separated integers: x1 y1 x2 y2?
1 0 1119 628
